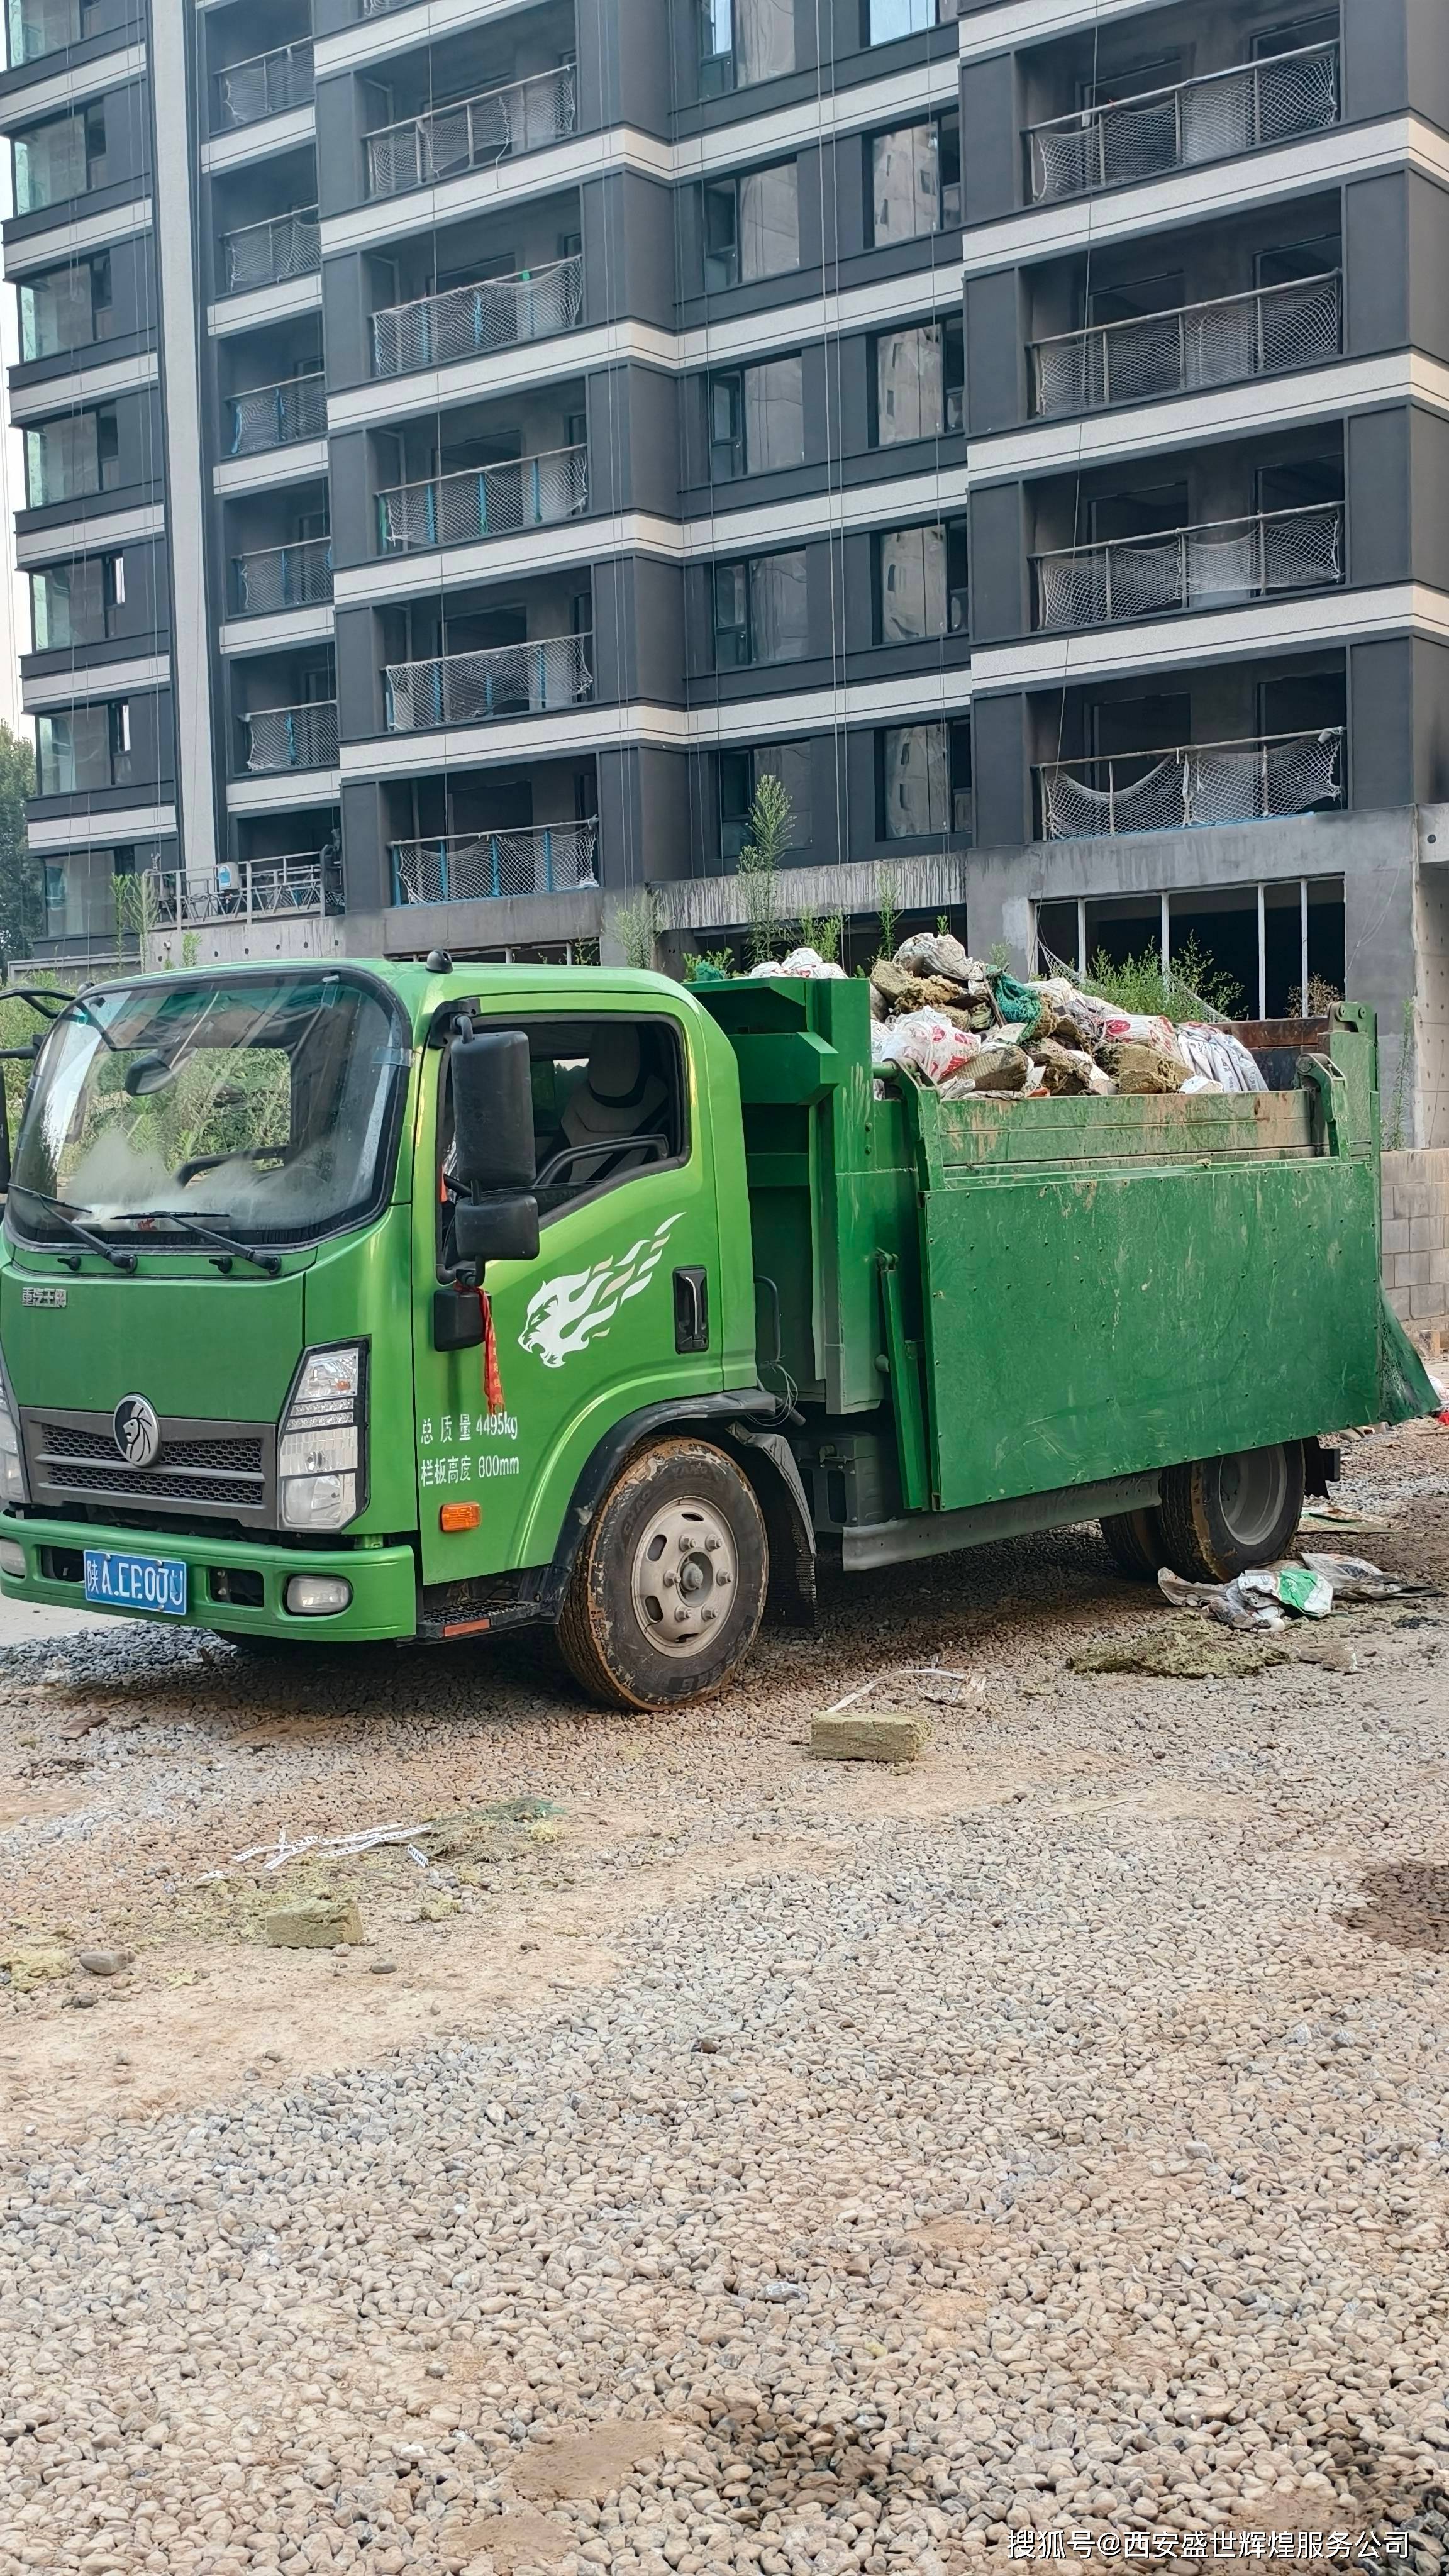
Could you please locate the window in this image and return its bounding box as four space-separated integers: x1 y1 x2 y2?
6 0 128 65
1252 14 1337 59
440 1016 687 1235
24 403 118 508
19 251 112 362
1255 234 1340 289
1035 875 1346 1019
713 550 808 668
699 0 794 94
30 552 125 652
720 741 812 863
36 699 131 796
703 162 800 291
708 355 804 480
41 843 143 941
868 0 959 43
13 101 106 213
875 519 968 644
870 113 960 244
873 317 963 445
879 719 971 838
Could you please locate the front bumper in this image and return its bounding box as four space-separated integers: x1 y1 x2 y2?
0 1513 419 1643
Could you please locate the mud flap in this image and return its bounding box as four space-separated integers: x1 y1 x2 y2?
1379 1291 1440 1424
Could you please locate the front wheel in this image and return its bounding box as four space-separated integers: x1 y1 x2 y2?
1158 1442 1305 1584
557 1437 768 1710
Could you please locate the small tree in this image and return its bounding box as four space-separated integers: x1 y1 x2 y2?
0 723 40 968
737 772 793 965
874 866 901 966
613 888 660 970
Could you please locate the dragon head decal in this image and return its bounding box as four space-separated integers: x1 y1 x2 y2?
518 1214 683 1368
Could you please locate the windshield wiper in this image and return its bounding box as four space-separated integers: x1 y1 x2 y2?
8 1184 138 1273
121 1211 282 1277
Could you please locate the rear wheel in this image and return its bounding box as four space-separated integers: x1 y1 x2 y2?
1099 1506 1169 1580
557 1437 768 1711
1158 1442 1305 1583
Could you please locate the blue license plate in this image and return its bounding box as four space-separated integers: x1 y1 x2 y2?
82 1548 188 1618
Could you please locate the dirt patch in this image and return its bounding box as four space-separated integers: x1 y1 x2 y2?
472 2511 572 2570
1338 1860 1449 1952
510 2419 691 2504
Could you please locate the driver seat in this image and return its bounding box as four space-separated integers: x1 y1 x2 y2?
555 1024 668 1194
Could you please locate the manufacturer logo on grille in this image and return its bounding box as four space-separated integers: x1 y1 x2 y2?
21 1285 66 1307
113 1394 161 1470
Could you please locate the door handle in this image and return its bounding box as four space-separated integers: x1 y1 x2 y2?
673 1267 709 1353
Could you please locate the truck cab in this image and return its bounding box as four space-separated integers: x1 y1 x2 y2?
0 960 787 1705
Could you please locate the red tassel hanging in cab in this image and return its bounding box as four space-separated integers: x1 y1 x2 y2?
479 1288 505 1417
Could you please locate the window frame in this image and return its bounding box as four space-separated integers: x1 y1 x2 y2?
878 716 972 840
702 158 801 291
719 741 813 863
707 353 806 480
870 315 964 447
711 547 809 670
435 1010 692 1261
873 516 969 645
868 109 960 247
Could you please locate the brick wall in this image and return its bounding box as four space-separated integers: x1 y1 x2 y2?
1382 1150 1449 1328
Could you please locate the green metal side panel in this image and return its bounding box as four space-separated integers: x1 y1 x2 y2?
918 1154 1384 1511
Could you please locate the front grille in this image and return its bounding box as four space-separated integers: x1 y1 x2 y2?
40 1423 265 1477
22 1409 275 1526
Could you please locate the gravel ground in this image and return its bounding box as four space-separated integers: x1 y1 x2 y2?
5 1425 1449 2575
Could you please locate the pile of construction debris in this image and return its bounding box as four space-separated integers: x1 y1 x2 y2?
860 931 1265 1099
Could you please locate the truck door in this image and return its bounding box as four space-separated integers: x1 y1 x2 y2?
413 1003 724 1591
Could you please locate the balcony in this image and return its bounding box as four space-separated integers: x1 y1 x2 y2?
1035 726 1343 839
221 208 321 297
1031 272 1341 419
371 255 582 378
233 536 335 615
148 854 341 926
214 42 315 133
242 700 339 772
1032 502 1343 631
1026 42 1339 205
365 65 577 199
391 816 597 902
377 442 586 552
385 631 591 730
226 372 326 457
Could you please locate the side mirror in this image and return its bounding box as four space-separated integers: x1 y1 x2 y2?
451 1028 535 1194
453 1192 539 1269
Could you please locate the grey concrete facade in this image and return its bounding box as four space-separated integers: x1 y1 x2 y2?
1 0 1447 1135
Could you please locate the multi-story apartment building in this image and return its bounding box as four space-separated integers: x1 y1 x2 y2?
1 0 1446 1124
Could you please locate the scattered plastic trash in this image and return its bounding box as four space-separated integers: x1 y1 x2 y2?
748 947 847 980
198 1820 436 1882
1159 1553 1431 1630
870 1009 980 1086
1300 1501 1390 1531
1298 1553 1437 1601
1159 1564 1330 1629
823 1665 985 1714
1177 1024 1268 1094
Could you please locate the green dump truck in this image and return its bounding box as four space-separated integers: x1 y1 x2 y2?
0 958 1430 1707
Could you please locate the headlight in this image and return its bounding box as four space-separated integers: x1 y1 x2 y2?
0 1355 27 1508
278 1342 365 1531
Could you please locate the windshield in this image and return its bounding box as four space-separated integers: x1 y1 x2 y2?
8 970 410 1248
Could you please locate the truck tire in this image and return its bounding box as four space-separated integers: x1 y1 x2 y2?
557 1436 768 1711
1099 1507 1169 1580
1158 1443 1305 1584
